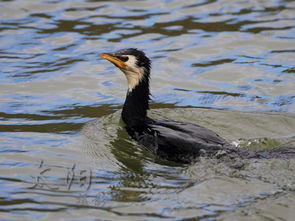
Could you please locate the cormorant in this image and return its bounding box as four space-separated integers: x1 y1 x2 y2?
100 48 294 163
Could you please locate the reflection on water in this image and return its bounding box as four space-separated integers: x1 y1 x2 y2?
1 0 295 220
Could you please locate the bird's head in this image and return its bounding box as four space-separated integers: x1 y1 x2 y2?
100 48 151 91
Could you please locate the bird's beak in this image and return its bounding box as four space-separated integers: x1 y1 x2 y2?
100 53 127 69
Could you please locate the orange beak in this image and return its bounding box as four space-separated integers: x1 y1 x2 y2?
100 53 127 69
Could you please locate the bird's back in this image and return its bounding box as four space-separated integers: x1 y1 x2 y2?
125 119 234 163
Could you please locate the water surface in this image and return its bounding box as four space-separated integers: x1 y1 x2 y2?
1 0 295 220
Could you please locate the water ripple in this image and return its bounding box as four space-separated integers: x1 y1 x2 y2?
1 0 295 220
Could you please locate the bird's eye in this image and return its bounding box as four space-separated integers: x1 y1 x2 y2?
117 56 129 62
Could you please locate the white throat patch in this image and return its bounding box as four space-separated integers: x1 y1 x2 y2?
120 55 145 91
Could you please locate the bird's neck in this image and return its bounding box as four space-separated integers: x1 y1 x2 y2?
122 75 150 127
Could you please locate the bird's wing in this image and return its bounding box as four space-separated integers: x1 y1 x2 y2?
151 119 227 145
127 119 231 163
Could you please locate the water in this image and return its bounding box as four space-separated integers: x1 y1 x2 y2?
1 0 295 220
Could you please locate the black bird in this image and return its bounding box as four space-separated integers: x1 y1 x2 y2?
100 48 294 163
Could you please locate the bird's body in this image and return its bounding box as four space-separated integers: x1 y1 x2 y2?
126 118 234 163
100 48 295 163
